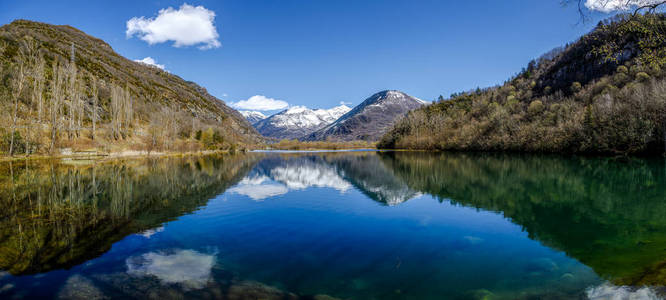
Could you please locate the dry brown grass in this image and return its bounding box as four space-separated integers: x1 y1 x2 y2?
267 139 376 150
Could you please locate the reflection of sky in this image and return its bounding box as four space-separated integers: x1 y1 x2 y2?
4 154 642 299
126 249 215 290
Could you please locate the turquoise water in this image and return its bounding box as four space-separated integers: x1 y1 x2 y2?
0 152 664 299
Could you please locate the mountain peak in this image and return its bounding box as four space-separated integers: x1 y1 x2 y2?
304 90 424 142
240 111 268 124
369 90 426 104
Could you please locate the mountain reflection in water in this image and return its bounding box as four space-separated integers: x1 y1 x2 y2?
0 152 664 299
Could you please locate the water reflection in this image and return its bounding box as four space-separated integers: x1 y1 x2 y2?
0 154 257 275
377 152 666 287
126 249 216 290
0 151 664 298
232 153 419 204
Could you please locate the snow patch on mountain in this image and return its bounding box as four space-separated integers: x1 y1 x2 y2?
253 105 351 140
239 111 267 124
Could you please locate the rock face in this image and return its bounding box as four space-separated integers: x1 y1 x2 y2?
304 90 425 141
239 111 267 124
253 105 350 140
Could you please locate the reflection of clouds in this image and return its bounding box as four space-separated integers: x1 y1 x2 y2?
126 249 215 290
271 165 351 192
586 282 659 300
137 226 164 238
228 183 289 200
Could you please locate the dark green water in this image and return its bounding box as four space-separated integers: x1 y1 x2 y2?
0 151 664 299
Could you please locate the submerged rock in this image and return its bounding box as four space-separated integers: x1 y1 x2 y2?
465 289 495 300
226 280 298 300
58 275 108 300
526 258 559 273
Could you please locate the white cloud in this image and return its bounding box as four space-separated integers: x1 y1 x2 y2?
134 57 165 70
585 0 663 12
586 282 659 299
126 3 221 50
126 249 215 290
340 101 352 106
230 95 289 111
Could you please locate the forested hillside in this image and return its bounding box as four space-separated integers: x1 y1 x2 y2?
379 13 666 154
0 20 261 156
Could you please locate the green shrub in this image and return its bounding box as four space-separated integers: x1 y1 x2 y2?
0 131 26 154
617 65 628 74
528 100 545 116
613 73 629 84
571 82 582 93
636 72 650 82
649 65 661 77
201 128 215 149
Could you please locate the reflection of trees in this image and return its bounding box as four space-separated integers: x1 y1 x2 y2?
0 154 257 275
378 151 666 285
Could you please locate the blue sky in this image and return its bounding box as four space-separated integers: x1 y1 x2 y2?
0 1 626 115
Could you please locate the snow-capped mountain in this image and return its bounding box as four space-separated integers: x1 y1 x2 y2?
253 105 351 140
239 111 267 124
304 90 425 141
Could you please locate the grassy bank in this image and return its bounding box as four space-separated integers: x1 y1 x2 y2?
266 139 376 151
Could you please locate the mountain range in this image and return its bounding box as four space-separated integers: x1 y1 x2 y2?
243 90 425 141
251 105 350 140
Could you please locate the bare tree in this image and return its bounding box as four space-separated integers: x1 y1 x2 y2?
90 77 99 140
566 0 666 20
110 84 133 140
50 60 66 153
33 53 45 123
9 52 27 156
67 43 77 139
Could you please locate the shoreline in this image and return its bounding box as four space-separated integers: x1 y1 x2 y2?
0 149 238 163
2 147 664 163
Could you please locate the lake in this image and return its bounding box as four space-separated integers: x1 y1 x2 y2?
0 151 664 299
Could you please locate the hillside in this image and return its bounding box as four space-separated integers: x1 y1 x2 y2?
305 90 425 142
0 20 261 155
254 105 350 140
379 13 666 154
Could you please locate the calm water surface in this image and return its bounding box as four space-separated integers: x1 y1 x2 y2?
0 152 664 299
